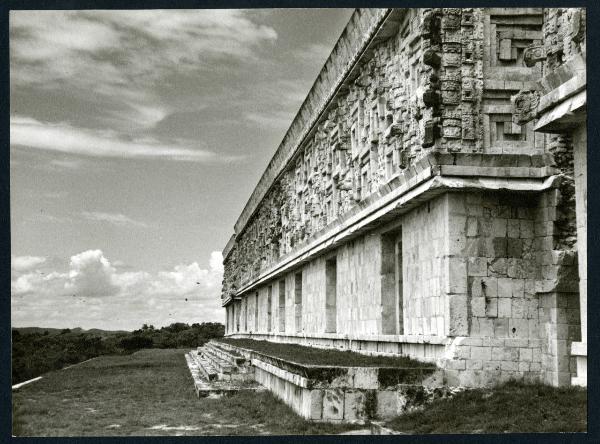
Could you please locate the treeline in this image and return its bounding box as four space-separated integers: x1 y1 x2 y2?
12 322 224 384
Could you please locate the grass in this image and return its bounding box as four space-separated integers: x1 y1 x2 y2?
218 338 431 368
12 348 364 436
385 380 587 434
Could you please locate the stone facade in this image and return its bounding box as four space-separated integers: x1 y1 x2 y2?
511 7 586 386
221 8 586 388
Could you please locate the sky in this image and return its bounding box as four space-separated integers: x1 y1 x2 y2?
10 8 354 330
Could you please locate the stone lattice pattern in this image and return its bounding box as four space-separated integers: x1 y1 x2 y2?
222 8 544 301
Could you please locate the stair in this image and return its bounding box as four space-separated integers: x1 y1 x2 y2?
199 346 234 375
204 342 247 367
190 351 218 381
184 340 260 397
184 352 263 398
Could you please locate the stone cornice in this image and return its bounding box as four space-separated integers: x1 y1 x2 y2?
233 8 394 237
226 153 557 303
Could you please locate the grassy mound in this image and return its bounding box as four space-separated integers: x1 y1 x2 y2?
218 338 433 368
385 380 587 433
12 349 363 436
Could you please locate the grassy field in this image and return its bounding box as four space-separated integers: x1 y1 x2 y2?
12 348 364 436
218 338 432 368
12 348 587 435
385 379 587 434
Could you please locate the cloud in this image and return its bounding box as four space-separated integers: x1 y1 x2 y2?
65 250 120 297
295 42 332 64
23 213 72 224
11 116 239 162
11 255 46 272
81 211 149 228
10 10 278 131
11 249 225 329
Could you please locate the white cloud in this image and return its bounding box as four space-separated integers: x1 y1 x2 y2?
295 42 332 64
11 255 46 272
81 211 149 228
11 249 225 329
10 116 238 162
10 10 277 131
65 250 120 297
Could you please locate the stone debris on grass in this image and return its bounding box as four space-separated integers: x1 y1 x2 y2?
148 424 203 431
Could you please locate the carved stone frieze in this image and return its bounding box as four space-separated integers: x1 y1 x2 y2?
512 89 540 125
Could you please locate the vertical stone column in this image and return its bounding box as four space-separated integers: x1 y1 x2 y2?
570 122 587 386
445 193 470 337
534 178 581 386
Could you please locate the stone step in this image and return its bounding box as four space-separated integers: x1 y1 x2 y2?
211 341 253 360
199 347 234 375
191 351 218 381
205 342 247 367
185 352 264 398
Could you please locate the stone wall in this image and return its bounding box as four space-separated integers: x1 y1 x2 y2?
222 8 545 303
227 186 581 387
401 194 447 336
219 8 586 388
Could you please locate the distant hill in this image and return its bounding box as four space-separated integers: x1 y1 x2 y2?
13 327 130 337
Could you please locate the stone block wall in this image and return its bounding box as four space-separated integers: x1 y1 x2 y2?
402 194 447 336
439 186 581 386
453 191 539 341
222 8 546 303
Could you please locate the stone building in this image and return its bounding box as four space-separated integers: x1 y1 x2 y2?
220 8 586 388
512 8 586 386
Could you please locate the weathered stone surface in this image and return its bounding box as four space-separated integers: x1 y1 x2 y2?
220 7 586 395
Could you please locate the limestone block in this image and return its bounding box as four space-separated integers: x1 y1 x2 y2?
448 294 469 336
343 390 366 421
509 319 530 338
458 370 485 387
519 362 531 372
468 257 488 277
494 318 509 337
520 220 534 238
507 219 520 238
507 238 523 258
482 277 498 298
447 258 468 294
348 367 379 389
471 297 486 317
470 278 484 297
511 299 527 319
471 346 491 361
512 279 525 298
467 217 479 236
377 390 400 419
492 346 515 361
497 278 512 298
484 361 501 372
501 361 519 371
479 318 494 336
467 359 483 370
498 298 511 318
492 218 507 237
489 257 507 276
520 348 533 362
322 388 345 421
309 390 324 420
444 358 466 371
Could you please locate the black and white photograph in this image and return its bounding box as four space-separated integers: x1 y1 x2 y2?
8 5 589 437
